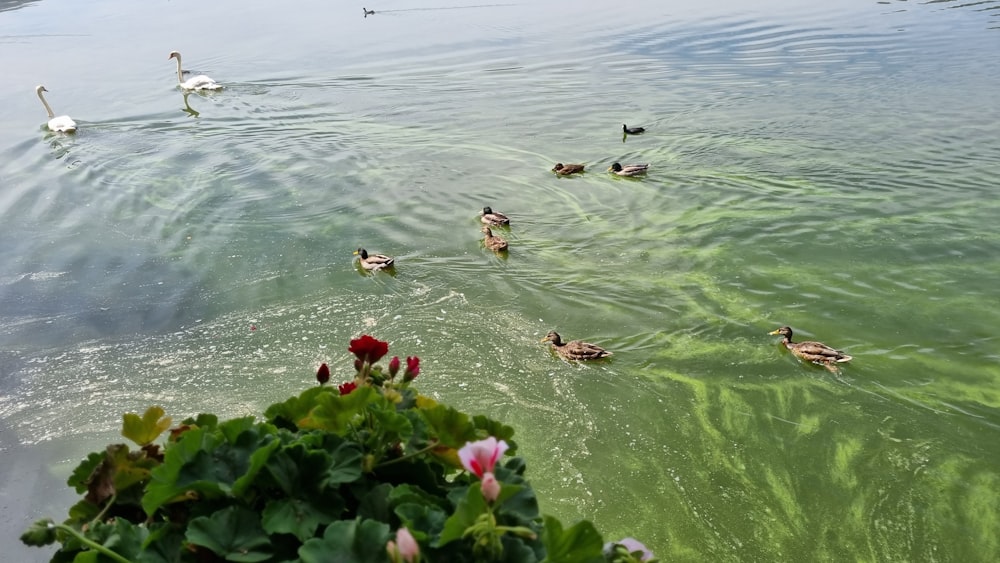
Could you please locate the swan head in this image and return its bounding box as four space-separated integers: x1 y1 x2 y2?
168 51 181 61
36 85 48 94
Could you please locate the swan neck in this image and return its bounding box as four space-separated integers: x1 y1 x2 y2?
36 89 55 118
174 55 184 84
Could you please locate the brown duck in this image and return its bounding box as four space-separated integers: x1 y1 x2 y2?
769 326 852 366
541 331 612 360
552 163 585 175
481 226 508 252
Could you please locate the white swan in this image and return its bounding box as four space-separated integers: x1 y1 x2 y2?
35 85 77 133
168 51 222 91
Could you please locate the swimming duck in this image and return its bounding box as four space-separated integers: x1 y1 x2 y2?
168 51 222 91
623 124 645 135
608 162 649 176
35 85 77 133
363 7 375 16
541 331 612 360
353 248 395 271
769 326 852 366
482 226 509 252
552 163 585 175
480 206 510 226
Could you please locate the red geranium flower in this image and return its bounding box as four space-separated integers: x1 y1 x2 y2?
348 335 389 364
388 356 401 377
403 356 420 382
316 363 330 385
338 381 358 395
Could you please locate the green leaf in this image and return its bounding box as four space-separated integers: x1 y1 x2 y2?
67 451 105 494
324 440 364 487
306 386 377 433
186 506 271 562
261 498 337 543
297 519 391 563
263 386 340 429
370 403 414 444
356 482 393 521
394 502 449 539
421 404 477 448
540 515 605 563
436 484 484 547
122 406 172 447
20 519 57 546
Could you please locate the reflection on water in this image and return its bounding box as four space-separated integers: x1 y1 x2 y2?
1 0 999 561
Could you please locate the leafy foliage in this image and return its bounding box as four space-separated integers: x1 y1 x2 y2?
23 335 655 562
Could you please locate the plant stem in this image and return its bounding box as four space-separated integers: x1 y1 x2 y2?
55 523 131 563
88 493 117 528
375 440 440 469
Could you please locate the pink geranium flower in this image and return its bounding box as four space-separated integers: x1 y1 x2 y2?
458 436 509 478
480 471 501 503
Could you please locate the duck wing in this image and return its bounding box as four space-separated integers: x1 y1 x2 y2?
560 340 612 360
790 340 852 363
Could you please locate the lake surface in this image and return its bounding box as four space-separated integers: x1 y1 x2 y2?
2 0 999 560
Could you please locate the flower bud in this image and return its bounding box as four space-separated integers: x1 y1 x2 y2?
316 363 330 385
403 356 420 382
395 527 420 562
354 359 364 372
481 471 501 503
388 356 401 377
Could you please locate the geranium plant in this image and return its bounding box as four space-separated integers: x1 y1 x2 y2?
21 335 656 562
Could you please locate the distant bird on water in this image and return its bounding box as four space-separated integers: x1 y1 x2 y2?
623 123 645 135
552 163 585 175
480 206 510 226
168 51 222 91
769 326 852 370
608 162 649 176
541 331 612 361
353 248 394 271
363 7 375 17
35 85 77 133
481 226 509 252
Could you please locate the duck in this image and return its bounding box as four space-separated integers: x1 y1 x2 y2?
623 123 645 135
168 51 222 91
353 248 395 271
608 162 649 176
480 206 510 226
541 331 612 361
363 7 375 16
769 326 852 366
481 226 509 252
552 163 585 175
35 85 77 133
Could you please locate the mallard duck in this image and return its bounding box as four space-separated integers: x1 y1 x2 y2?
541 331 612 360
552 163 585 175
769 326 852 366
608 162 649 176
353 248 394 271
623 123 645 135
35 86 77 133
481 226 508 252
480 206 510 226
168 51 222 91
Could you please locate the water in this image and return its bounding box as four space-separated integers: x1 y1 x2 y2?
2 0 999 560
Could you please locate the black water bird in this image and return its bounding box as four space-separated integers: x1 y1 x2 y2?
623 123 645 135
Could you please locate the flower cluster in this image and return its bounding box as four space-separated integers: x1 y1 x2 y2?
315 335 420 400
